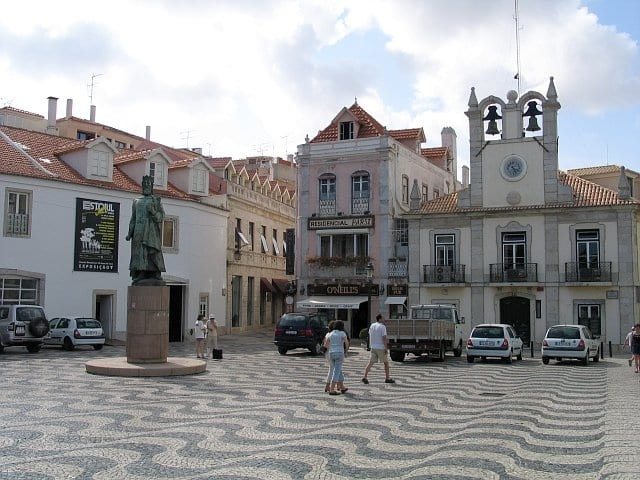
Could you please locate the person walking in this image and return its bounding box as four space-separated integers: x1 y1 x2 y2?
631 323 640 373
624 325 635 367
324 321 336 393
195 314 206 358
362 313 395 384
323 320 349 395
205 314 218 359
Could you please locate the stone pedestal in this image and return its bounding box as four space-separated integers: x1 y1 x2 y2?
126 285 169 363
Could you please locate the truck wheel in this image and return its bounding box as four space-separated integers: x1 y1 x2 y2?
390 351 405 362
26 344 41 353
453 341 463 357
435 341 445 362
466 355 474 363
0 345 4 354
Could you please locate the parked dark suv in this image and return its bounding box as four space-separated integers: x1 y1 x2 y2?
274 312 329 355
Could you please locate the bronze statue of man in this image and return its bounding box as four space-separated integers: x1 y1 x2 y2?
126 175 166 285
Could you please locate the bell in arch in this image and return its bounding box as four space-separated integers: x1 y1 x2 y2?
483 105 502 135
523 100 542 132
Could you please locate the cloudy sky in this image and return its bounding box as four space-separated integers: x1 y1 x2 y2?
1 0 638 176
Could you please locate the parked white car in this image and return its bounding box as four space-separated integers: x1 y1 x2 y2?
45 316 105 350
466 323 523 364
541 324 600 365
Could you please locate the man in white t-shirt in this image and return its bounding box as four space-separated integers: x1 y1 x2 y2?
194 314 206 358
362 313 395 384
624 325 635 367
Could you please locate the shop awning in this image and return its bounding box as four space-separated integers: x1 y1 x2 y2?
272 278 290 294
384 296 407 305
260 277 275 293
297 296 367 309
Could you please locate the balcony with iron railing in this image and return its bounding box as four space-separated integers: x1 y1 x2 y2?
490 263 538 282
319 198 336 216
423 264 466 283
7 213 29 235
388 261 408 278
564 262 612 282
351 197 370 215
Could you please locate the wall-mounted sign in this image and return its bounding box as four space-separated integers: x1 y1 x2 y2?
308 283 379 296
285 228 295 275
606 290 619 299
387 284 408 296
308 215 374 230
74 198 120 272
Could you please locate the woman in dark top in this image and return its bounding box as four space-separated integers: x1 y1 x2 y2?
631 323 640 373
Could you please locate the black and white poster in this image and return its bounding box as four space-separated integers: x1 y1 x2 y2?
74 198 120 272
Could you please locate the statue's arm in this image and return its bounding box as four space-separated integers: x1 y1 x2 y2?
126 200 136 241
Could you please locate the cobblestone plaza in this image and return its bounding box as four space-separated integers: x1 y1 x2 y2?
1 330 638 479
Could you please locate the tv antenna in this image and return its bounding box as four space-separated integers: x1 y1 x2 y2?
180 129 196 148
513 0 522 95
88 73 104 105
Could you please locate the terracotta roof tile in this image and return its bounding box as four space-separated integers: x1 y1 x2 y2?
413 172 638 215
0 106 45 118
568 164 639 177
421 146 448 158
0 126 194 200
389 128 424 141
311 103 386 143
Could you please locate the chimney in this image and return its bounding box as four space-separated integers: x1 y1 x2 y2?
145 125 151 140
191 147 202 155
46 96 59 135
441 126 458 180
462 165 469 187
65 99 73 119
90 105 96 122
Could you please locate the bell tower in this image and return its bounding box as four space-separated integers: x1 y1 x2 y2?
459 77 569 209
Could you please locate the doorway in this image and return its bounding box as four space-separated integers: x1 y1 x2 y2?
500 296 531 344
94 293 114 340
169 285 183 342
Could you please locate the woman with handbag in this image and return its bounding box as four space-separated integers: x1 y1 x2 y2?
323 320 349 395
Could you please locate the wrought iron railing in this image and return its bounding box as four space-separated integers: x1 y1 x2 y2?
7 213 29 235
565 262 612 282
319 198 336 216
490 263 538 282
422 264 466 283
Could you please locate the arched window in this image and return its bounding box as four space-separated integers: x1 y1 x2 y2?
318 174 336 216
351 171 370 214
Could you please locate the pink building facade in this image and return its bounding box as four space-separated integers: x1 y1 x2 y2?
295 102 459 337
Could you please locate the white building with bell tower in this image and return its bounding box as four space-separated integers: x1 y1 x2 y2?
406 77 639 349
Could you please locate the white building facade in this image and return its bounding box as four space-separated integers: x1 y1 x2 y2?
407 78 639 347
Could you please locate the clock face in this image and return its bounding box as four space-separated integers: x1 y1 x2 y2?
501 155 526 181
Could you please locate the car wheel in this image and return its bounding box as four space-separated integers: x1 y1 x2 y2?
593 348 600 362
0 345 4 354
63 337 75 351
481 356 487 362
581 351 589 366
466 355 474 363
503 354 513 364
453 341 463 357
93 344 103 350
390 351 405 362
26 344 41 353
542 356 549 365
517 349 523 361
309 341 322 356
28 318 50 337
277 347 288 355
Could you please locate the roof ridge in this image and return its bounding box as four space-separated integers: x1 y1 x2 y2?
0 128 57 177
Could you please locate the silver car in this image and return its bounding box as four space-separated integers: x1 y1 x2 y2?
541 324 600 365
466 323 523 364
0 304 50 353
45 316 105 351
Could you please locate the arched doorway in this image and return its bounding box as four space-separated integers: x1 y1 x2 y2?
500 296 531 344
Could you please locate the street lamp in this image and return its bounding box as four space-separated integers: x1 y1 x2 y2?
365 261 374 327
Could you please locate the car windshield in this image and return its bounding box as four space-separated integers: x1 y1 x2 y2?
76 319 101 329
472 327 504 339
16 307 45 322
278 315 308 329
547 326 581 339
